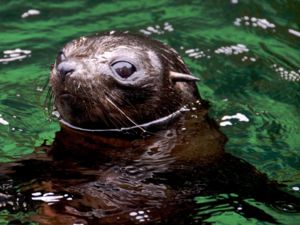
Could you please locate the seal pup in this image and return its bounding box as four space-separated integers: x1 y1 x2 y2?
0 32 299 225
50 32 202 131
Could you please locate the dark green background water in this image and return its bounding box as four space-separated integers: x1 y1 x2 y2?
0 0 299 224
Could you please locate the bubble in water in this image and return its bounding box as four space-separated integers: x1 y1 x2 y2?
140 22 174 35
215 44 249 55
271 64 300 82
234 16 276 30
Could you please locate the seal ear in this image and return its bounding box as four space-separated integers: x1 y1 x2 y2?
169 71 200 82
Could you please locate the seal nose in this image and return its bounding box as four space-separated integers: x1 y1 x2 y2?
57 61 76 81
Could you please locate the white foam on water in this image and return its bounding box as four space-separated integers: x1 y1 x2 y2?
21 9 40 18
0 48 31 64
271 64 300 82
220 121 233 127
130 212 138 216
288 29 300 37
31 192 42 197
0 117 9 125
234 16 275 30
184 48 210 59
221 113 250 122
31 192 64 203
220 113 250 127
215 44 249 55
139 22 174 35
292 186 300 191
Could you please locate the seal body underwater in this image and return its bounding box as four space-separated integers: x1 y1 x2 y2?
0 32 299 225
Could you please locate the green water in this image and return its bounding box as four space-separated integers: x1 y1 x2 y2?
0 0 299 224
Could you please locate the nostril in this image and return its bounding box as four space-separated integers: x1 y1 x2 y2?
57 61 76 80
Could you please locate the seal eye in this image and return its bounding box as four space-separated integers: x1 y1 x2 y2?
111 61 136 78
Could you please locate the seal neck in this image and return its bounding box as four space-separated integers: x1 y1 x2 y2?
59 106 189 135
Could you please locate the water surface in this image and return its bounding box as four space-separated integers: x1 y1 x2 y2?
0 0 299 224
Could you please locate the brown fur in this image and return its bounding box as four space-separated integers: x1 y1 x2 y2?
50 33 201 129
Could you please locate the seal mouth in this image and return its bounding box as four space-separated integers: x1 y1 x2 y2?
58 91 75 99
57 91 78 108
59 93 74 98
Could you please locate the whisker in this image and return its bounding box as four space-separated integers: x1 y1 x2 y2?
44 86 54 118
104 91 172 138
104 90 137 129
105 95 146 133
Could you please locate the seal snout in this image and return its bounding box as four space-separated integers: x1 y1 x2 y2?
57 61 76 81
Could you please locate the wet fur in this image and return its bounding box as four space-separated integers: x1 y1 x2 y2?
50 33 200 129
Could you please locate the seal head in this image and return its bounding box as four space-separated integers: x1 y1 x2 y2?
50 32 200 129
